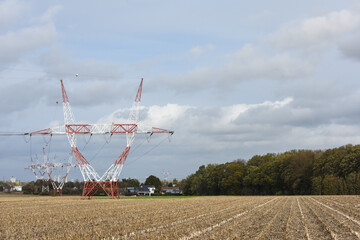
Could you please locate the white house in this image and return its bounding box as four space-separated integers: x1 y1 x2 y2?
137 185 155 196
12 186 22 192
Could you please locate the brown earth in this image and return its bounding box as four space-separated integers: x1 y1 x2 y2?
0 195 359 239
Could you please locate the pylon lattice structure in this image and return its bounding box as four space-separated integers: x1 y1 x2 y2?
28 79 174 199
26 147 74 194
26 147 52 192
162 170 171 183
49 154 74 196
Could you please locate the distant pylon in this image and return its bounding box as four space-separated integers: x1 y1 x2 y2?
162 170 171 183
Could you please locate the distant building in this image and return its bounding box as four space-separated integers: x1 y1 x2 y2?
9 177 23 192
121 187 137 196
12 186 22 192
137 185 155 196
160 187 182 195
119 185 156 196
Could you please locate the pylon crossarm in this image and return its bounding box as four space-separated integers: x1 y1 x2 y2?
151 127 175 134
26 124 144 135
2 124 173 136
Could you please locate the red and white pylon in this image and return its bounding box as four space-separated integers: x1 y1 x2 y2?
28 79 173 199
26 147 74 194
26 147 52 192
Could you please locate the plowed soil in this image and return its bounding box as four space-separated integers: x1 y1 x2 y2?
1 195 360 239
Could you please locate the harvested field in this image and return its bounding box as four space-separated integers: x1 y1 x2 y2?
1 195 360 239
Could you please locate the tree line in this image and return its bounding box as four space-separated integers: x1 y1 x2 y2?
182 144 360 195
8 144 360 196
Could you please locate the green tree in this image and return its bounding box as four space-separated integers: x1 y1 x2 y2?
219 161 245 195
22 182 35 194
144 175 162 189
281 150 314 194
322 175 345 195
0 181 9 192
243 165 261 195
344 172 360 194
311 176 322 195
119 178 140 188
183 174 195 195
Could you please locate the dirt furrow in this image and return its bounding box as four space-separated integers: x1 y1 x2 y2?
283 197 294 239
303 197 355 239
296 197 311 240
311 196 360 223
309 197 360 239
120 197 268 239
207 197 284 240
204 197 283 239
253 197 289 240
298 197 333 239
178 197 279 240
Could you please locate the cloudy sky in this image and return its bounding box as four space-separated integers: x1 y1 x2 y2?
1 0 360 182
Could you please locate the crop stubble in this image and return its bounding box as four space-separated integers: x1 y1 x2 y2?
1 195 360 239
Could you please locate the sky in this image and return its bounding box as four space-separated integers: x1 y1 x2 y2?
1 0 360 183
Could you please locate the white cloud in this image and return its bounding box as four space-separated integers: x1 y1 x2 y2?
189 44 214 57
0 0 26 28
189 46 202 56
0 23 57 61
99 104 193 129
100 98 296 149
267 9 360 50
98 92 360 158
159 44 313 92
39 5 62 23
0 4 58 64
221 44 313 80
145 104 192 128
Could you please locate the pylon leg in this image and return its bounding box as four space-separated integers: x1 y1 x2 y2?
102 181 120 199
82 181 100 199
81 181 119 199
53 188 63 196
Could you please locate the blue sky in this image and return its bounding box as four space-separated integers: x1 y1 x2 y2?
1 0 360 182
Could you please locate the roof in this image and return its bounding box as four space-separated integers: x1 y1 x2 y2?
137 185 155 192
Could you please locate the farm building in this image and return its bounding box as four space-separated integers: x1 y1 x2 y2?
137 185 155 196
120 185 156 196
160 187 182 195
11 186 22 192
